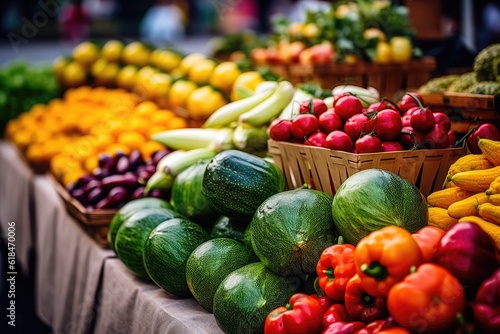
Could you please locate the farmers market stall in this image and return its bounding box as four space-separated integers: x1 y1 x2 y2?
0 141 222 333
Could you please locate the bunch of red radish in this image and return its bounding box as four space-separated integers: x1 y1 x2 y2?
269 92 458 153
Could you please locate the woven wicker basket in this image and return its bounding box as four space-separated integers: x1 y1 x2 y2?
52 176 115 248
267 139 467 197
269 57 436 100
419 92 500 135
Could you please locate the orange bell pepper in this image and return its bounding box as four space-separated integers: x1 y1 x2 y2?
387 263 465 333
412 225 446 263
354 226 423 297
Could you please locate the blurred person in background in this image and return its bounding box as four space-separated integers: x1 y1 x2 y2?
59 0 90 43
140 0 185 44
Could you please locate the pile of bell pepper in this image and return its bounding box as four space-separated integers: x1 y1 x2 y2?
264 223 500 334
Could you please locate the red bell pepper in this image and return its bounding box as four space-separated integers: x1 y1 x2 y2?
323 321 366 334
345 274 388 323
323 303 351 328
387 263 465 333
353 317 404 334
434 222 498 288
311 291 334 314
473 268 500 333
264 293 324 334
354 226 423 296
377 328 411 334
412 225 446 263
353 320 385 334
316 241 357 300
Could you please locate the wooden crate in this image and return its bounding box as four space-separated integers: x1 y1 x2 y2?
267 139 466 198
420 92 500 135
270 57 437 100
52 176 115 248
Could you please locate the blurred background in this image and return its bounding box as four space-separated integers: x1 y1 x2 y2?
0 0 499 73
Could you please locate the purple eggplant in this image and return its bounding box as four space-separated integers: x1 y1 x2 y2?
92 167 111 180
128 150 144 171
434 221 498 288
82 179 102 197
86 187 106 205
94 186 128 209
115 155 130 174
101 173 139 189
98 153 115 171
147 188 169 200
71 188 86 204
136 167 156 183
152 149 171 166
131 186 145 200
76 174 96 186
66 181 79 193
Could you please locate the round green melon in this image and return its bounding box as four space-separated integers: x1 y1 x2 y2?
170 160 218 226
332 168 428 245
114 208 182 279
213 262 298 334
185 238 258 312
202 149 286 219
108 197 173 252
143 218 209 297
209 215 251 242
250 188 338 278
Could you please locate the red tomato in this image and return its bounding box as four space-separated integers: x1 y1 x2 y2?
373 109 403 141
381 141 404 152
299 98 328 117
423 123 450 149
368 100 399 113
466 123 500 154
304 131 327 147
401 114 412 127
433 112 451 132
269 118 293 142
355 134 383 153
410 107 435 133
319 109 343 134
398 92 423 114
334 95 363 121
291 113 320 139
325 130 353 152
344 113 371 141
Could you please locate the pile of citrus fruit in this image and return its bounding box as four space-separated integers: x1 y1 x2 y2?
5 86 187 185
53 40 267 122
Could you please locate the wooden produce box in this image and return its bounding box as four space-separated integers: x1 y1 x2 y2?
420 92 500 135
267 139 466 198
52 176 115 248
270 57 437 100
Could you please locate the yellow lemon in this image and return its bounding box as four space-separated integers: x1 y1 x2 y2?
116 64 138 90
62 61 88 88
209 61 241 93
168 79 198 110
156 50 183 73
230 71 264 101
72 41 100 67
101 40 124 63
122 41 151 67
186 85 227 121
187 58 217 85
178 53 206 76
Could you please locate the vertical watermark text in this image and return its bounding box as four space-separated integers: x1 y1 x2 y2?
6 221 16 327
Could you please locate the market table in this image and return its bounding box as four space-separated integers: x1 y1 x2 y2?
32 175 115 334
0 140 35 275
93 258 222 334
0 141 224 334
